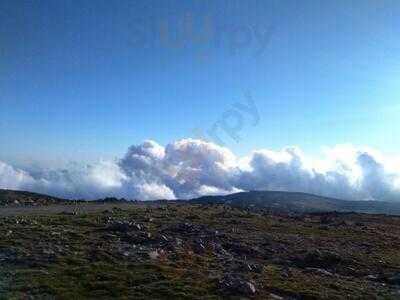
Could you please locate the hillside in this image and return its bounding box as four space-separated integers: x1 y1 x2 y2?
1 190 400 298
3 189 400 216
1 203 400 299
0 190 67 206
191 191 400 215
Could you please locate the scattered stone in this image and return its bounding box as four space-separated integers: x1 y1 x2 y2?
148 250 159 260
43 249 56 256
269 293 284 300
106 220 145 233
366 274 379 281
217 275 256 296
1 200 400 299
246 263 263 273
175 238 183 246
148 249 165 260
305 267 334 277
193 241 206 254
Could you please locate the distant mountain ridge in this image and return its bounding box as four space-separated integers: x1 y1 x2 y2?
190 190 400 215
0 189 67 206
2 189 400 215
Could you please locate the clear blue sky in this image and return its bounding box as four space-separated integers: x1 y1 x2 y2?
1 0 400 166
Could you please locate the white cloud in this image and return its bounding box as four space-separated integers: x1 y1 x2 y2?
0 161 35 190
1 139 400 201
88 160 127 189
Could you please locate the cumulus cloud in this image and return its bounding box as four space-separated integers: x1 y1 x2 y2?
1 139 400 201
0 161 36 190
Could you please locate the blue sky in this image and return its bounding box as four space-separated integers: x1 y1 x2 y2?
1 0 400 167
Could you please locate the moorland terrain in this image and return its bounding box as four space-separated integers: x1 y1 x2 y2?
1 190 400 299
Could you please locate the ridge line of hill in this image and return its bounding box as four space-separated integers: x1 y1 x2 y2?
2 189 400 215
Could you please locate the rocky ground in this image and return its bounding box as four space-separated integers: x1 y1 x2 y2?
1 203 400 299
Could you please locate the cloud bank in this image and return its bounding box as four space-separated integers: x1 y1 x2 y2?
1 139 400 201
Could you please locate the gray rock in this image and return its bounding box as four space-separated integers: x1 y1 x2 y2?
269 293 284 300
305 267 333 277
365 274 379 281
217 275 256 296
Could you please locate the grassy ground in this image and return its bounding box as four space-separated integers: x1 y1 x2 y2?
1 203 400 299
